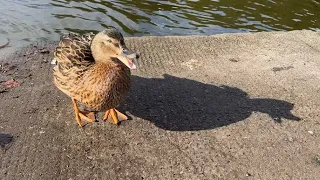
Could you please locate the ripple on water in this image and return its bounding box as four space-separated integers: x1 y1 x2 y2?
0 0 318 49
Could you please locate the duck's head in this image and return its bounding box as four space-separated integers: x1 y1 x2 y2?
91 27 137 69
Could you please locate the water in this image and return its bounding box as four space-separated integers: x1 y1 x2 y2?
0 0 319 49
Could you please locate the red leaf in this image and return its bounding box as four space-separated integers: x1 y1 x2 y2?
1 79 21 89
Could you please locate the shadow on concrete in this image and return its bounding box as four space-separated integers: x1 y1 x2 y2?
0 133 14 149
122 74 301 131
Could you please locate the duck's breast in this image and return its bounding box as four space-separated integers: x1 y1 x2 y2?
79 64 131 111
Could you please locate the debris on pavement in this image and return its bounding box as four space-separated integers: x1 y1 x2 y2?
1 79 21 89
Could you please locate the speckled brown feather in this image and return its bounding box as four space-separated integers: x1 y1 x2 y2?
53 32 131 112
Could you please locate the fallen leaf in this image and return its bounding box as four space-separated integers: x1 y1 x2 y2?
1 79 21 89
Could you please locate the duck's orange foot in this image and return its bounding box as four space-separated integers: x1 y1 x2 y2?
75 112 95 127
103 108 128 125
72 98 95 127
79 111 96 122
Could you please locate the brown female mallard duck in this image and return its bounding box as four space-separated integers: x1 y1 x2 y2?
52 27 137 127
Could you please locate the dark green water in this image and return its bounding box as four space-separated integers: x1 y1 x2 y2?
0 0 319 48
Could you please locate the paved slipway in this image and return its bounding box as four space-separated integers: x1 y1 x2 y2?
0 30 320 180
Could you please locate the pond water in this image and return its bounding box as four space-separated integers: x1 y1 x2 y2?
0 0 319 48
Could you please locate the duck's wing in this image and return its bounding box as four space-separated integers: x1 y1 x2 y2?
53 32 96 68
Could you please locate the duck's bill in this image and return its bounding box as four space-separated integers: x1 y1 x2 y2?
118 47 137 70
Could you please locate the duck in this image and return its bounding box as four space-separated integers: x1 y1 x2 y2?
52 27 137 127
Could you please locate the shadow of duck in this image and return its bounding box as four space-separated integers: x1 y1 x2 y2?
121 74 301 131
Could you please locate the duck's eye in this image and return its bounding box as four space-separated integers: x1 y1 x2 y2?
107 39 112 43
114 43 120 47
120 39 125 45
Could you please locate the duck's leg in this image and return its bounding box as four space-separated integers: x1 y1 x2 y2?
71 98 95 127
103 108 128 125
103 110 110 121
72 98 82 126
110 109 119 125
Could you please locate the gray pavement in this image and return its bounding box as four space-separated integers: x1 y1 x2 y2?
0 30 320 179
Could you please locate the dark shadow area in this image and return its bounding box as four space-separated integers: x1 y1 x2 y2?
121 74 301 131
0 133 13 149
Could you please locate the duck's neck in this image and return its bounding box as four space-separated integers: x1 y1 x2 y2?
91 50 109 64
94 57 114 65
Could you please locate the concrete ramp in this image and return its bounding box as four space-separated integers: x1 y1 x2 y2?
0 30 320 179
